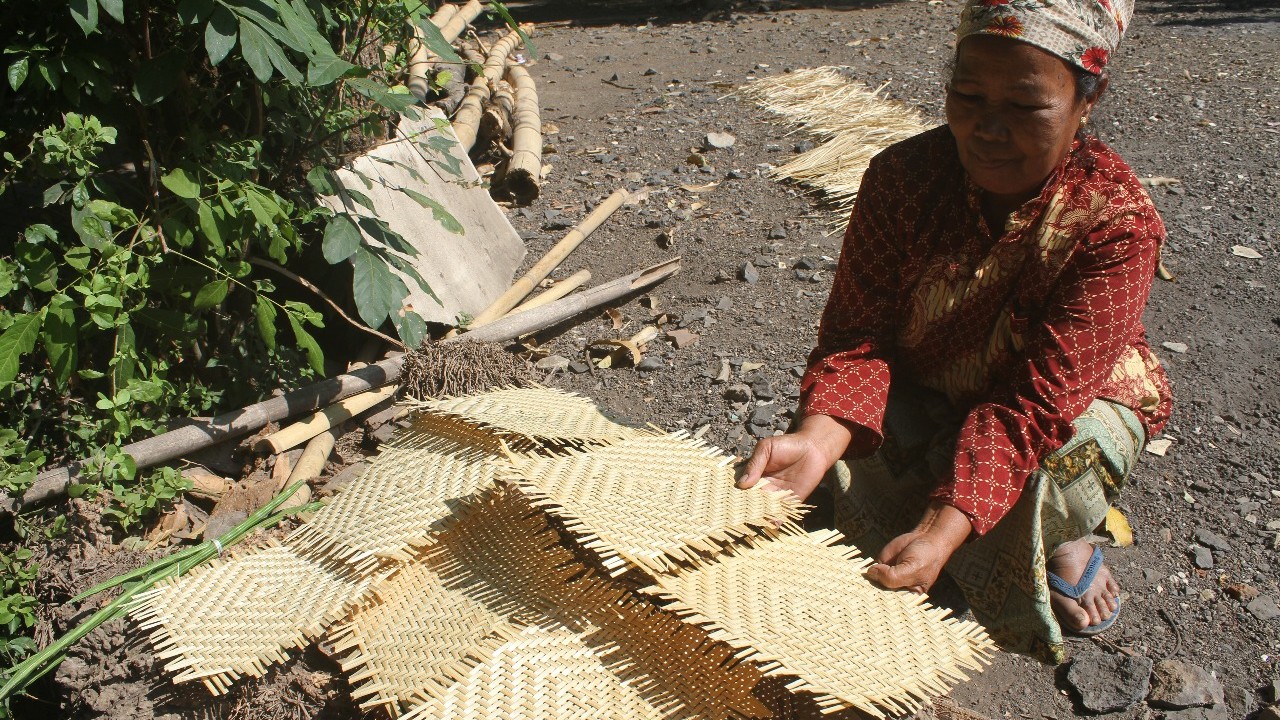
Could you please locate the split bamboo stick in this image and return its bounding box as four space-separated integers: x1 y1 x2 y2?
253 384 396 455
463 258 680 343
503 269 592 318
468 189 629 327
502 62 542 202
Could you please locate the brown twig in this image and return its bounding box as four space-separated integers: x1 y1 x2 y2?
1157 607 1183 658
247 257 407 350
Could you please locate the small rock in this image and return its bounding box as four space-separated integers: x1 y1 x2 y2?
1162 704 1231 720
704 132 737 150
1163 341 1189 354
1269 678 1280 703
1225 583 1260 601
1149 659 1225 709
643 68 658 76
545 52 565 62
608 72 620 82
535 354 571 372
1189 545 1214 569
1194 528 1232 553
748 423 773 439
794 140 816 153
738 262 760 284
767 224 788 240
569 360 591 374
726 169 747 179
1160 527 1174 543
1066 652 1153 714
636 357 665 372
1223 686 1257 717
751 377 776 400
750 404 778 427
723 384 752 404
794 256 819 270
666 328 699 349
716 296 732 311
1246 595 1280 621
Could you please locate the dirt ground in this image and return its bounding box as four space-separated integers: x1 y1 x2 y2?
29 0 1280 718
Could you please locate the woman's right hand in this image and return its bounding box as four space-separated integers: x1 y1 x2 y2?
736 414 854 502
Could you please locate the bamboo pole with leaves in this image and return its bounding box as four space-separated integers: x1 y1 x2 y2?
0 482 320 707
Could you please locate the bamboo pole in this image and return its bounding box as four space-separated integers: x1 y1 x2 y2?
253 384 394 455
452 73 492 151
502 62 542 202
439 0 484 43
502 268 591 318
12 257 678 513
406 4 461 100
468 189 629 327
481 25 534 84
480 78 516 145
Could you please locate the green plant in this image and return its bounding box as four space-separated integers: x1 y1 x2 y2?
0 549 38 669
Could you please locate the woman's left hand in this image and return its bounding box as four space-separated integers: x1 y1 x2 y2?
866 502 973 593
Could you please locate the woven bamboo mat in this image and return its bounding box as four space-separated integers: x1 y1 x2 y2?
287 413 516 572
411 385 644 445
508 432 803 576
130 542 381 695
737 66 934 232
644 530 994 718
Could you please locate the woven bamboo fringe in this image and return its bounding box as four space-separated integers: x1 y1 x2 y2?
738 66 935 232
128 386 993 718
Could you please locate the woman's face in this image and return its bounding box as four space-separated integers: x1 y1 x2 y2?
946 35 1100 204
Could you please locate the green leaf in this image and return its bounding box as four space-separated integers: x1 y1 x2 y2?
306 54 355 87
242 188 279 227
134 308 198 338
286 313 323 373
321 214 360 264
305 166 337 195
391 309 426 348
0 313 42 385
254 295 277 350
111 321 136 388
375 247 440 306
160 168 201 199
6 58 28 91
205 5 238 66
193 279 229 310
24 224 57 245
347 78 416 113
133 53 182 105
356 216 417 257
16 243 58 291
402 188 463 234
342 187 375 214
415 19 464 66
70 203 110 249
64 246 92 271
488 2 538 60
196 201 226 256
69 0 100 35
350 247 396 329
98 0 124 24
237 17 274 83
37 61 61 90
0 261 15 299
178 0 212 24
42 294 78 389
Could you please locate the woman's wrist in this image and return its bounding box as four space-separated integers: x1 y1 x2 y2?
793 413 855 467
914 501 974 552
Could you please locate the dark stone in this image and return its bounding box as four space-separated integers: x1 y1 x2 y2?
1194 528 1232 553
636 357 665 372
794 140 816 153
1246 595 1280 621
726 169 747 179
751 377 776 400
1149 660 1225 709
767 224 788 240
738 261 760 284
643 67 658 76
1190 545 1215 569
750 403 778 427
794 256 819 270
748 423 772 439
723 384 752 404
569 360 591 374
1066 652 1153 714
1162 704 1231 720
1223 685 1258 717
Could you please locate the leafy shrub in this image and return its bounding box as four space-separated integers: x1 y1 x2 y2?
0 0 487 502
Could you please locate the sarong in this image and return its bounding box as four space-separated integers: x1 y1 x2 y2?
818 384 1145 663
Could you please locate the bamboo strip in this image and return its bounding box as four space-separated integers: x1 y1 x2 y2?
468 189 629 327
254 384 396 455
502 269 591 318
502 62 542 202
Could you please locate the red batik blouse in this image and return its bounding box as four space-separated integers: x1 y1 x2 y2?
799 126 1172 535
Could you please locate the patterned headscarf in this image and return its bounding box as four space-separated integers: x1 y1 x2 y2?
956 0 1134 75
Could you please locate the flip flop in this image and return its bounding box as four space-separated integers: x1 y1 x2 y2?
1047 545 1120 637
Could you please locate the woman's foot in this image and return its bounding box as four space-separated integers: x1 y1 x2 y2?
1047 539 1120 634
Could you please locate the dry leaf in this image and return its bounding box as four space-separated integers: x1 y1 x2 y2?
605 308 624 330
1105 507 1134 547
539 164 554 181
1231 245 1263 259
686 153 709 167
543 122 559 135
1145 437 1173 456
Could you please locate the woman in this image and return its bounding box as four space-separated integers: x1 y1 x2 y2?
739 0 1170 662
